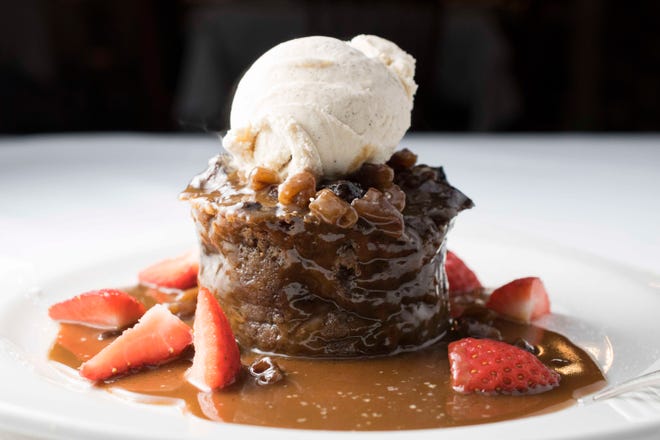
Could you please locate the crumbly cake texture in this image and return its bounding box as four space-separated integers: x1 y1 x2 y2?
183 150 473 356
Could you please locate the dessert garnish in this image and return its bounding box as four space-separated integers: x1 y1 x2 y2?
449 337 561 395
445 250 483 295
486 277 551 323
48 289 146 330
78 305 192 381
138 250 199 290
186 287 241 391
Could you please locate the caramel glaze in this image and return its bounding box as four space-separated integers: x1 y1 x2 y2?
49 285 606 431
181 154 473 356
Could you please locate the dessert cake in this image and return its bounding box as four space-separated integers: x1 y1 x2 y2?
183 150 472 356
182 35 473 356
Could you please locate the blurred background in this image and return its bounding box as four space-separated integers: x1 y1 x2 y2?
1 0 658 134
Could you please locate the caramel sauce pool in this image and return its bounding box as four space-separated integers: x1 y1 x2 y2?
49 286 606 430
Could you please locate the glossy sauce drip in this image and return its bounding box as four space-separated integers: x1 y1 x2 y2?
181 154 473 357
48 286 606 430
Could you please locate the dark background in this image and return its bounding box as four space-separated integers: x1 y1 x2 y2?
1 0 658 134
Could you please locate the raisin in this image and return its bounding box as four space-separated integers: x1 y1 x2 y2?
323 180 366 202
268 185 279 199
387 148 417 171
241 201 263 211
417 166 438 182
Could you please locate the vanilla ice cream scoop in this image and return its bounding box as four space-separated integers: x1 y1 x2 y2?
222 35 417 179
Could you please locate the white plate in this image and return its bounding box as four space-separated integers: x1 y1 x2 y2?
1 134 659 440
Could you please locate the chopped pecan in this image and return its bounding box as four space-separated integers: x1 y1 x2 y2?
382 184 406 212
249 166 280 190
352 188 405 238
278 170 316 207
387 148 418 171
309 189 359 228
351 163 394 189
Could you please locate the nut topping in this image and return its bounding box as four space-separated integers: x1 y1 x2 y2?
278 170 316 207
249 166 280 190
352 188 405 238
309 189 359 228
387 148 418 171
351 163 395 189
382 184 406 212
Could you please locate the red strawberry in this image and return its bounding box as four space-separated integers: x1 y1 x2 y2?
80 304 192 381
48 289 146 330
186 287 241 390
486 277 551 322
138 250 199 290
445 251 482 295
448 337 560 395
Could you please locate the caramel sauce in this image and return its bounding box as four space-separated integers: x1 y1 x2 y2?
48 286 606 430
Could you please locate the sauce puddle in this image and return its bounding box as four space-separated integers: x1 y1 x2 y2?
49 286 606 430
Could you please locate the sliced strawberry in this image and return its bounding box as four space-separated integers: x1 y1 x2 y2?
80 304 192 381
445 251 482 295
448 337 560 395
138 250 199 290
486 277 551 322
186 287 241 391
48 289 146 330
